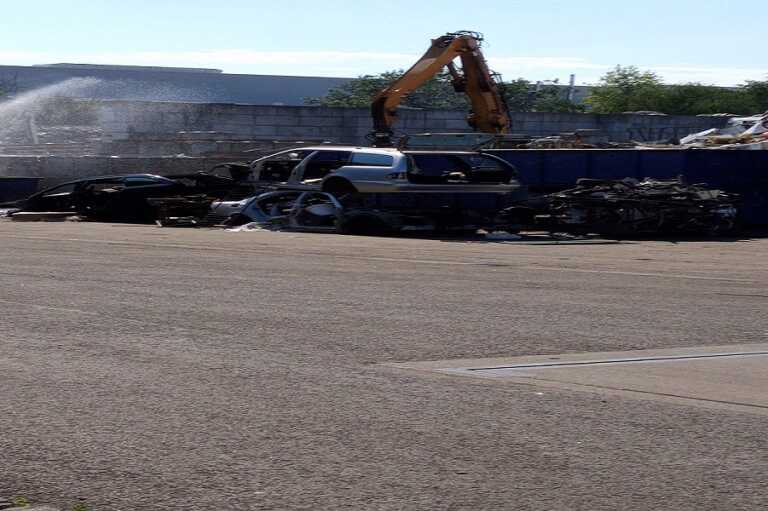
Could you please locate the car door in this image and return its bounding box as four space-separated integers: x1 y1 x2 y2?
289 150 351 189
252 150 313 184
24 182 80 211
117 176 180 220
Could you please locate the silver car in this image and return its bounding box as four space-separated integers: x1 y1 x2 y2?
250 146 519 197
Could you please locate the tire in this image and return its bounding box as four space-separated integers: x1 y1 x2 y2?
323 179 358 199
341 214 394 236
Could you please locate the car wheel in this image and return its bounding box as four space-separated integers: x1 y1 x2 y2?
341 213 395 236
323 179 357 199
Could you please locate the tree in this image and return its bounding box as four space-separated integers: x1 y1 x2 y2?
530 85 585 113
498 78 534 112
306 70 585 114
305 69 468 109
655 83 756 115
744 79 768 113
587 66 768 115
586 65 666 113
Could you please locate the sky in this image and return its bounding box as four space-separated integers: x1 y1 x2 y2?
0 0 765 86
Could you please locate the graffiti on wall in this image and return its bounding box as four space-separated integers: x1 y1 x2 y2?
625 126 699 142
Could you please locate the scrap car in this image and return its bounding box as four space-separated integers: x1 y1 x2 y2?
14 174 190 222
201 145 529 233
249 146 521 196
209 189 525 235
10 163 256 223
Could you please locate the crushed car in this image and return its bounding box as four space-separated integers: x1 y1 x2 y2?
211 191 346 233
199 145 528 234
10 163 256 223
249 146 521 196
208 189 530 235
537 177 740 236
13 174 190 222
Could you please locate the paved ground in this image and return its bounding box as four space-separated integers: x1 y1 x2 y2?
393 343 768 415
1 222 767 510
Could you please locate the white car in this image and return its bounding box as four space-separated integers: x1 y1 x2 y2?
250 146 520 197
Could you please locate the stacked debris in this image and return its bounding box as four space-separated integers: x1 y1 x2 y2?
207 190 527 235
539 177 739 236
677 112 768 149
522 133 634 149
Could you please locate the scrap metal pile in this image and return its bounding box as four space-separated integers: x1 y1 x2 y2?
672 112 768 150
539 177 739 236
1 145 743 238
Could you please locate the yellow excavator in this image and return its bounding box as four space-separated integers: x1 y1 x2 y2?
370 31 511 147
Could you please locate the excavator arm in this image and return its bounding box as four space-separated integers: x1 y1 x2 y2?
370 31 510 147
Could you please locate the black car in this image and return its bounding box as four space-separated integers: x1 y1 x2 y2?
18 174 188 222
15 166 255 223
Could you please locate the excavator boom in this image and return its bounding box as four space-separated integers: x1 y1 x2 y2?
370 31 510 146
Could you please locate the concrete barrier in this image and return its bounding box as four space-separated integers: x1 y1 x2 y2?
96 100 729 149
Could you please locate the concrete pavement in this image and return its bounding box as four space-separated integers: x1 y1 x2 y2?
1 222 767 510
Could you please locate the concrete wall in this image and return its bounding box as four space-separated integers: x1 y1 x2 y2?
0 102 731 186
97 101 729 150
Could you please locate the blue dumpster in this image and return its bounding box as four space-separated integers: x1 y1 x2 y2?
488 149 768 225
0 177 42 203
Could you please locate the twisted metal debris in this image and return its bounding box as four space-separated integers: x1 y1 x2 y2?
541 178 740 236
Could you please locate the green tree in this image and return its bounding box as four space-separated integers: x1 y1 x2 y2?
305 69 468 109
655 83 755 115
587 66 768 115
306 71 585 114
499 78 534 112
744 79 768 112
586 65 666 113
531 85 585 113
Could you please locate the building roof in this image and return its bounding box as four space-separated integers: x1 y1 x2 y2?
34 63 224 74
0 64 353 106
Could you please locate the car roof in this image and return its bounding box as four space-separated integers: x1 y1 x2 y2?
38 174 173 190
258 146 402 156
79 173 170 182
402 150 490 155
297 145 401 153
251 146 403 164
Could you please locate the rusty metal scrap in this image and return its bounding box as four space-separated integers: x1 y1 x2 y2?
539 177 740 236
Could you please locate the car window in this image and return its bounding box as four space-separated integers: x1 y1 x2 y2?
350 153 394 167
302 151 351 181
268 150 312 162
308 151 351 163
256 150 312 182
41 183 76 197
86 180 126 192
208 164 251 180
256 192 301 217
123 176 164 186
410 154 469 174
462 154 506 170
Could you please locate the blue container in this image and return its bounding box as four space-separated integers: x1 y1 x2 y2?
488 149 768 225
0 177 42 203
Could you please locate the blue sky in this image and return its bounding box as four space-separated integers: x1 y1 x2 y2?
1 0 765 85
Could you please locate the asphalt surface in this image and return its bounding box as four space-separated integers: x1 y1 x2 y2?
1 222 767 510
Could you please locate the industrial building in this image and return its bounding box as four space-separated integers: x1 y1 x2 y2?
0 63 595 107
0 63 352 105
